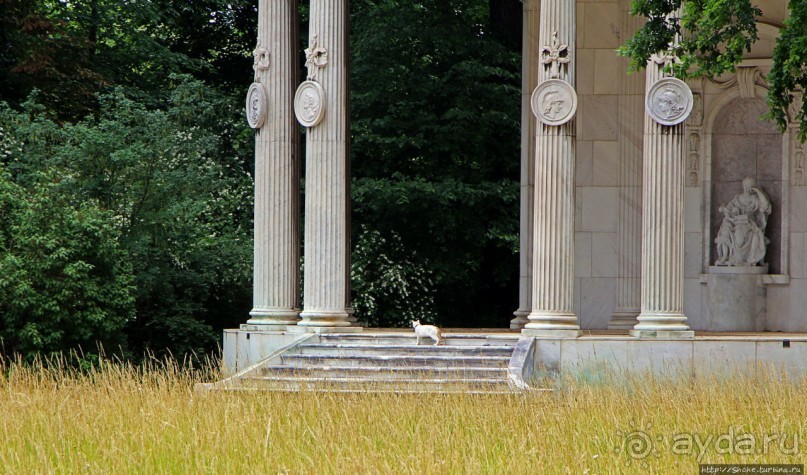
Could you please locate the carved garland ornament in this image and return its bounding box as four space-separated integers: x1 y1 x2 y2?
646 77 694 126
541 31 570 80
531 79 577 126
253 47 270 83
304 34 328 81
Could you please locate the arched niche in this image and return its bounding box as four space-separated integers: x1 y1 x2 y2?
707 94 783 272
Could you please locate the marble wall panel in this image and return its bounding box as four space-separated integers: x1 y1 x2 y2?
579 95 619 141
591 232 618 277
577 140 594 186
580 277 616 328
580 187 619 232
582 3 620 49
684 278 705 329
593 141 619 186
593 49 620 95
575 232 593 278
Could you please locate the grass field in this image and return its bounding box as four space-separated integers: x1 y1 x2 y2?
0 357 804 474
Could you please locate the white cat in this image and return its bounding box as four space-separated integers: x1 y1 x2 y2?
412 320 442 346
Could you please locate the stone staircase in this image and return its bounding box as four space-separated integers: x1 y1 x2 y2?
214 332 527 393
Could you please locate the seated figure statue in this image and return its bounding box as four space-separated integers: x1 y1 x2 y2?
714 176 772 266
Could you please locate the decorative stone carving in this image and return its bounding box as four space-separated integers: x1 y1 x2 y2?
245 82 268 129
689 92 703 126
688 132 700 186
304 34 328 81
646 77 693 126
737 67 758 99
714 177 772 266
253 47 270 82
541 31 570 79
795 139 805 186
294 80 326 127
531 79 577 126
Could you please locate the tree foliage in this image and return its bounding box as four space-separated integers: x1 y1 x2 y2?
0 164 134 359
767 0 807 139
0 78 254 358
350 0 522 327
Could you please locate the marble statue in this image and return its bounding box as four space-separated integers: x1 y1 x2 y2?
715 177 772 266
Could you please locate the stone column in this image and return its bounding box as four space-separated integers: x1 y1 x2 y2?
512 0 540 330
298 0 356 330
523 0 580 338
608 9 644 330
630 55 694 339
247 0 301 327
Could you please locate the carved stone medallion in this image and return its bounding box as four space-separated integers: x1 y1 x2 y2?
294 80 326 128
530 79 577 126
646 77 693 126
245 82 268 129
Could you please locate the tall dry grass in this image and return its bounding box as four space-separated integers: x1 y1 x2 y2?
0 356 804 474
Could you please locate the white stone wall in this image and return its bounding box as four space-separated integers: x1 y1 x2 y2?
573 0 621 328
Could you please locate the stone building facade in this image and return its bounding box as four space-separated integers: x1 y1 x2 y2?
243 0 802 337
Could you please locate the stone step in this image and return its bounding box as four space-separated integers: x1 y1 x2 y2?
296 343 515 357
280 354 512 368
259 365 507 380
243 375 513 392
317 333 519 347
213 385 527 395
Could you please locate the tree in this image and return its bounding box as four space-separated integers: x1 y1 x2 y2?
619 0 807 139
0 165 135 360
350 0 522 327
0 77 254 358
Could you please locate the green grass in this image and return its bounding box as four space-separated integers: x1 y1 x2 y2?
0 357 804 473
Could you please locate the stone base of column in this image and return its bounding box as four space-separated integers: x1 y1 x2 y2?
521 328 581 338
629 329 694 339
288 325 363 334
246 308 300 327
298 310 359 332
523 311 581 338
510 310 530 331
608 309 639 330
630 312 694 339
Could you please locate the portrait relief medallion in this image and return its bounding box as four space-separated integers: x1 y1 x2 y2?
245 82 268 129
646 77 694 126
531 79 577 126
294 80 326 128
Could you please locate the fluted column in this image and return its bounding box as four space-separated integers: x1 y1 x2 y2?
247 0 301 327
630 57 694 339
608 8 644 330
512 0 540 330
523 0 580 338
299 0 356 329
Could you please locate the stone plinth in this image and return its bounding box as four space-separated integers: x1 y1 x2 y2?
705 265 767 331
